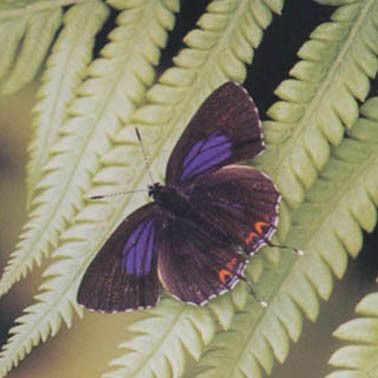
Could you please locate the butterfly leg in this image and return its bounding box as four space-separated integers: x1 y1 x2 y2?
263 239 304 256
232 271 268 307
227 252 267 307
216 256 268 308
244 222 304 257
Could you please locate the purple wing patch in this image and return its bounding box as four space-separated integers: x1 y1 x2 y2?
166 82 264 186
77 203 160 312
122 217 156 276
180 132 232 181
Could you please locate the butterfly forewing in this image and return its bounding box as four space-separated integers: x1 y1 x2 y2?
166 82 264 186
77 204 160 312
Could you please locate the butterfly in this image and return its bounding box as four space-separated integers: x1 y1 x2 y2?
77 81 281 312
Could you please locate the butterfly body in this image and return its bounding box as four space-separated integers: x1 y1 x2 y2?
149 183 192 219
78 82 281 312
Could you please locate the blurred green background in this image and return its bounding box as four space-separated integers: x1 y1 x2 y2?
0 1 377 377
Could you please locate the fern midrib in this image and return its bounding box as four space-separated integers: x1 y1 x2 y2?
31 4 92 190
7 1 158 277
0 0 91 19
231 142 378 375
268 0 374 178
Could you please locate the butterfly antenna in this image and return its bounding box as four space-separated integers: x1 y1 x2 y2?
135 127 154 185
236 274 268 308
264 239 304 256
89 188 148 200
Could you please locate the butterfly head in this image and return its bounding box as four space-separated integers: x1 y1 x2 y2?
148 182 163 199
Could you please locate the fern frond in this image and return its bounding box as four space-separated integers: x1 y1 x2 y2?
257 0 378 215
192 97 378 377
0 2 63 94
327 293 378 377
0 0 177 297
26 1 110 203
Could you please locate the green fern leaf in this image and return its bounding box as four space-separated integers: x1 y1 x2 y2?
26 1 110 204
192 96 378 377
326 291 378 378
257 0 378 216
0 2 63 94
0 0 177 297
0 0 283 376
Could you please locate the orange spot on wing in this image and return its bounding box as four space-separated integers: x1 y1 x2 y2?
226 257 238 269
218 269 232 285
218 257 239 284
245 221 270 245
245 231 258 245
255 221 269 235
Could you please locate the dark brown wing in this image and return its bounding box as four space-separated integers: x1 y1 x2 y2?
165 82 264 186
77 203 160 312
189 165 280 254
157 218 247 305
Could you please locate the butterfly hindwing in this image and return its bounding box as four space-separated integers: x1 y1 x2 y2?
157 219 247 305
189 165 280 254
157 165 279 307
77 203 160 312
166 82 263 185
